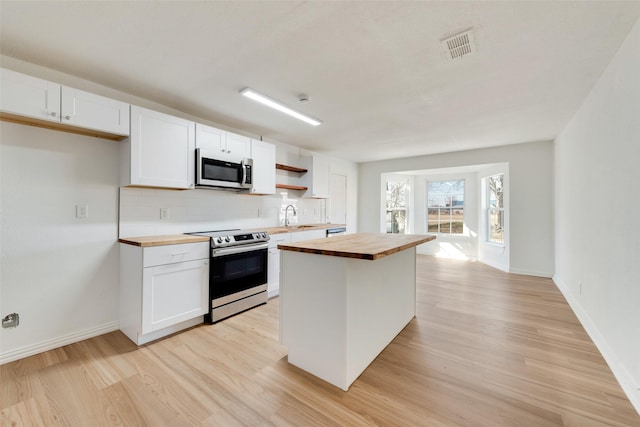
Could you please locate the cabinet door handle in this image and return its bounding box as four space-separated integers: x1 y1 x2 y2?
171 252 190 257
50 111 57 117
64 115 71 120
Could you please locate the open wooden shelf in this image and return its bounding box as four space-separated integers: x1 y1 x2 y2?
276 183 308 191
0 112 128 141
276 163 307 173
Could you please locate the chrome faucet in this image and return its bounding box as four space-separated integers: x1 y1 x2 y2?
284 204 297 227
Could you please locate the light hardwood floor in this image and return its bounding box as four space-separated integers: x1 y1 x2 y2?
2 256 638 426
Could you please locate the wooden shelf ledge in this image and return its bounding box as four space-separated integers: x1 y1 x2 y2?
276 163 307 173
276 183 308 191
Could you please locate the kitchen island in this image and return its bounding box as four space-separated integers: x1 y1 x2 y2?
278 232 436 391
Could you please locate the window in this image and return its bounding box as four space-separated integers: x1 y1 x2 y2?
486 174 504 244
427 180 464 234
385 180 408 234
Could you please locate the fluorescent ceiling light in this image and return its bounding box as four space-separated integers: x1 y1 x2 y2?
240 88 322 126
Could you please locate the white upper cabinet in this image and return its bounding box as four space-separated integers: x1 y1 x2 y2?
195 123 225 153
195 124 250 161
123 106 195 189
1 68 61 122
250 139 276 195
224 131 251 160
60 86 130 135
1 68 130 137
302 154 331 198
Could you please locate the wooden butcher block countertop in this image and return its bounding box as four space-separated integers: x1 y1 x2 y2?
278 232 436 261
118 234 210 247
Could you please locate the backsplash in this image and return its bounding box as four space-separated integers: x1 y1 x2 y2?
119 187 326 237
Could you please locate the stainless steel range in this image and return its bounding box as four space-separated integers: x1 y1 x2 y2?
187 229 269 323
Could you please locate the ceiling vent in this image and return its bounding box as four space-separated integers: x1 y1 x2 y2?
441 29 476 60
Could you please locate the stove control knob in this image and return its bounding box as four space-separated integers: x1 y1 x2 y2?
261 232 267 238
216 237 223 244
225 236 231 242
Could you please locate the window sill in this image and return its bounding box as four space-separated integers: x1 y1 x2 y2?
429 233 470 239
483 241 506 248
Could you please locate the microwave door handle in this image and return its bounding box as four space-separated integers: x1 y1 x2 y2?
241 159 247 185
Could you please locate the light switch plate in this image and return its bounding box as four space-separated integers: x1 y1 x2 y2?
76 204 88 219
160 208 169 220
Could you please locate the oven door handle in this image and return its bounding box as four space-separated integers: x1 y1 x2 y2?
211 242 269 257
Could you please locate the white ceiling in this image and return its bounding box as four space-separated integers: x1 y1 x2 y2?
1 1 639 163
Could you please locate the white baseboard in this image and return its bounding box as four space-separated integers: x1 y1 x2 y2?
479 258 509 273
0 321 119 365
509 267 553 278
268 289 280 298
553 275 640 415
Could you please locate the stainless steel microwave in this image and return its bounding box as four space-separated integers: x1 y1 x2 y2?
195 148 253 190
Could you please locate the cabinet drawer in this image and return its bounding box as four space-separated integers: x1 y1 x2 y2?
143 242 208 267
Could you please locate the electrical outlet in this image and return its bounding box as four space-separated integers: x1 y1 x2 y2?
2 313 19 328
76 204 88 219
160 208 169 220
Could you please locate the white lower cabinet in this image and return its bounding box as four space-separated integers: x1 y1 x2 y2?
120 242 209 345
268 233 291 298
267 229 327 297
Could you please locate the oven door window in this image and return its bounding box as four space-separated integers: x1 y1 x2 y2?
211 248 267 299
202 158 242 184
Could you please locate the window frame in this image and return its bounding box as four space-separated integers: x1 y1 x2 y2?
485 173 505 246
426 179 465 235
384 178 410 234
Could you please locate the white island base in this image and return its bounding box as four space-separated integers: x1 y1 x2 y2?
279 246 417 391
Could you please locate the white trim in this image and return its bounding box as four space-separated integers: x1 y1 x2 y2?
484 241 505 249
480 258 509 273
131 316 203 346
554 275 640 415
268 289 280 298
0 321 119 365
509 267 553 278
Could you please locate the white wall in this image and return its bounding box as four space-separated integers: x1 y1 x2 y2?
119 187 325 237
358 141 554 277
0 122 120 363
554 18 640 412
